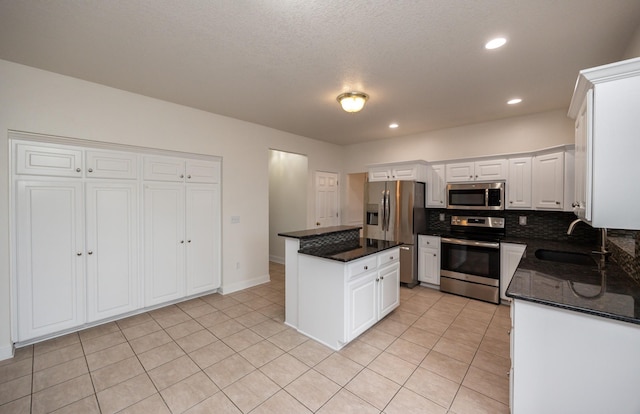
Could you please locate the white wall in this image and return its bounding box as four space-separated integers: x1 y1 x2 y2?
269 150 308 263
623 24 640 59
0 59 344 357
342 109 574 173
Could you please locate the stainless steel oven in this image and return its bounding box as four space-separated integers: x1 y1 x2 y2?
439 216 505 304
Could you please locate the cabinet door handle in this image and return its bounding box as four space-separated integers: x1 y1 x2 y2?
433 254 436 257
180 174 184 178
187 175 192 179
76 252 82 256
380 276 384 280
88 168 93 173
364 266 368 270
187 240 191 243
76 168 81 172
555 201 561 205
389 256 394 260
88 251 93 255
376 278 380 282
180 240 184 244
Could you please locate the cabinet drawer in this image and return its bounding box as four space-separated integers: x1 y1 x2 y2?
15 143 83 178
419 235 440 247
348 256 377 279
377 248 400 267
86 150 138 179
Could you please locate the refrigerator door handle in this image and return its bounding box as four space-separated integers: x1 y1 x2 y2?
385 189 390 232
380 192 386 232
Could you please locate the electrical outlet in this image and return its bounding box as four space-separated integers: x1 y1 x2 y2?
519 216 527 226
439 213 445 222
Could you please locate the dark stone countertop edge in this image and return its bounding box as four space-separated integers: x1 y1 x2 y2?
278 225 361 240
299 239 403 262
505 238 640 325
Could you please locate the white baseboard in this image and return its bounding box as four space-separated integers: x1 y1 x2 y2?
269 255 284 264
220 273 270 295
0 343 14 362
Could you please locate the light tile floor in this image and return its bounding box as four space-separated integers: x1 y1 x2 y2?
0 262 511 413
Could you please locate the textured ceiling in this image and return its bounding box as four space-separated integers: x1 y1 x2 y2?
1 1 639 145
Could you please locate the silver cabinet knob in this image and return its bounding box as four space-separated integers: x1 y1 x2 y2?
180 240 184 244
376 278 380 282
187 240 191 243
433 253 436 257
76 252 82 256
364 266 368 270
389 256 394 260
180 174 184 178
88 168 93 173
187 175 192 179
88 251 93 255
76 168 81 172
380 276 384 280
555 201 561 205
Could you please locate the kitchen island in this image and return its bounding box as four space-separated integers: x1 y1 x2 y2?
505 239 640 413
278 226 401 350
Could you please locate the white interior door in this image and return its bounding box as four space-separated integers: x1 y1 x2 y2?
315 171 339 227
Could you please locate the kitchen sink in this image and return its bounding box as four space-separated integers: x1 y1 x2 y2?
534 249 596 266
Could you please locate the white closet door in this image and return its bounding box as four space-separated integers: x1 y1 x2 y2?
86 182 138 321
185 184 221 295
16 181 84 341
144 183 185 306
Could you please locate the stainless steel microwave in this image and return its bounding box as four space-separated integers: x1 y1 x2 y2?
446 182 505 210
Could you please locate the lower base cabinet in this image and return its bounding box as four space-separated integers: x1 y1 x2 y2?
298 248 400 350
500 242 526 301
418 235 441 285
511 300 640 413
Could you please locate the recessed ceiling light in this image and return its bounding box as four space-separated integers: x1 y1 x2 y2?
389 123 399 129
507 98 522 105
485 37 507 50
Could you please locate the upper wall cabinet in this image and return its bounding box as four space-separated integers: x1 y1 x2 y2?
446 159 507 182
368 161 427 182
568 57 640 229
426 164 446 207
506 157 532 209
16 142 83 178
143 156 220 183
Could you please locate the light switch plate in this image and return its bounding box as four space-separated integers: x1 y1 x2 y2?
519 216 527 225
231 216 240 224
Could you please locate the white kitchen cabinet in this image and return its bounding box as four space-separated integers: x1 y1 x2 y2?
15 181 85 341
85 150 138 179
11 134 222 344
367 161 427 182
185 185 221 295
144 182 221 306
143 156 220 184
15 142 83 178
298 248 400 350
511 299 640 413
506 157 532 209
499 242 526 301
568 57 640 229
446 159 507 182
426 164 446 207
532 151 564 210
86 182 139 322
418 235 440 285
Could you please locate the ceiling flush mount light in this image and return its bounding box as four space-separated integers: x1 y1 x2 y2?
337 91 369 113
507 98 523 105
485 37 507 50
389 123 399 129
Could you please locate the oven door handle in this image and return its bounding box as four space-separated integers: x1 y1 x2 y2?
441 238 500 249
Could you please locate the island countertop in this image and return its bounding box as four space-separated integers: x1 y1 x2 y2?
277 225 361 239
299 238 402 262
505 238 640 325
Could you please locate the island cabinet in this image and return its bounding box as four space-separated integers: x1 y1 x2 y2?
297 248 399 350
568 57 640 229
510 299 640 413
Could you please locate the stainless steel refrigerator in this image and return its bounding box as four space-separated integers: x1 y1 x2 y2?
364 180 426 287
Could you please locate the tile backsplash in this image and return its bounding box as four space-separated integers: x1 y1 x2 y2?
426 209 599 244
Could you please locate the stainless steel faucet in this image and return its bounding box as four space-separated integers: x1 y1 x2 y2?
567 218 608 268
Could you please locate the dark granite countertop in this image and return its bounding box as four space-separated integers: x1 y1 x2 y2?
298 238 402 262
505 238 640 325
278 225 361 240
